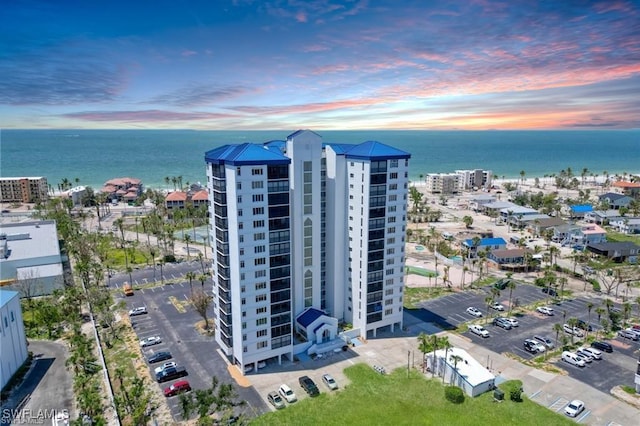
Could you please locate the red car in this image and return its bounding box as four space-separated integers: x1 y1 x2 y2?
164 380 191 397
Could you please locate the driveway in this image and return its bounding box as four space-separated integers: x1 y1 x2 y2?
2 340 75 424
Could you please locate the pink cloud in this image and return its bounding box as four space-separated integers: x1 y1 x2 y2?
181 50 197 57
64 110 236 122
295 11 307 23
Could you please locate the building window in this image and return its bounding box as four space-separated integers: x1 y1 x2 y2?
255 282 267 290
389 183 397 190
390 172 398 179
254 232 265 240
257 307 267 314
256 294 267 302
253 220 265 228
388 227 395 233
242 322 247 329
253 207 264 215
257 317 267 326
241 298 246 305
238 209 243 216
252 181 263 189
385 309 393 315
237 195 242 203
257 341 268 349
255 258 266 266
390 159 398 168
252 168 263 175
254 245 265 253
253 194 264 202
257 329 268 337
255 270 266 278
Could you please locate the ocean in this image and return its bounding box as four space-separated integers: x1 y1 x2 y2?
1 129 638 190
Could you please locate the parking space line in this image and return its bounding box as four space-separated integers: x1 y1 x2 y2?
576 410 590 423
529 390 541 399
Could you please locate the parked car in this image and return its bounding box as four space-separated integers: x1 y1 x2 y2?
564 399 585 417
591 341 613 353
490 302 505 311
147 351 172 364
536 306 554 316
466 307 482 317
533 335 554 349
322 374 338 390
563 324 584 337
278 384 297 403
561 351 585 367
523 339 545 354
579 347 602 360
493 317 512 329
505 317 519 327
576 319 593 332
617 329 639 340
156 366 188 383
299 376 320 396
140 336 161 347
624 328 640 339
154 361 177 375
164 380 191 397
267 391 285 409
542 287 558 296
575 349 593 363
469 324 490 338
129 306 148 316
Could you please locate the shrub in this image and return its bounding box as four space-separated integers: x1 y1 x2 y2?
444 386 464 404
500 380 524 402
164 254 176 263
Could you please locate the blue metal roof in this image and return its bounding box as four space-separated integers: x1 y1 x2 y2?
570 205 593 213
296 307 325 328
464 237 507 247
205 143 290 166
343 140 411 160
0 289 20 308
325 143 356 155
263 140 287 155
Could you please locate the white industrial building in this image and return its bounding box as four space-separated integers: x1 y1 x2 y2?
0 220 65 296
205 130 410 372
0 290 29 389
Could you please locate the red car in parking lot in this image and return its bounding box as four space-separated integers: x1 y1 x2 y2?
164 380 191 397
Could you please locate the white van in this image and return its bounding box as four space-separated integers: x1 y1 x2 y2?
442 232 453 240
561 351 585 367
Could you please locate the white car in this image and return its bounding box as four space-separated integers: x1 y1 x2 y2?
466 307 482 317
154 361 177 375
561 351 585 367
563 324 584 337
490 302 505 311
579 346 602 360
129 306 148 316
505 317 519 327
140 336 161 347
575 349 593 363
322 374 338 390
564 399 585 417
536 306 554 316
469 324 489 338
278 384 297 403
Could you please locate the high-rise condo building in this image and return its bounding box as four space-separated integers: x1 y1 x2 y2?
205 130 410 372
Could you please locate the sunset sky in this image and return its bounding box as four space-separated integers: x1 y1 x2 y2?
2 0 639 130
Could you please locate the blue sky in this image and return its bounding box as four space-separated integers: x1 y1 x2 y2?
2 0 639 130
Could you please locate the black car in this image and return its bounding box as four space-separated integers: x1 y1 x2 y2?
299 376 319 396
576 319 593 332
541 287 558 296
147 351 172 364
156 366 188 383
591 341 613 353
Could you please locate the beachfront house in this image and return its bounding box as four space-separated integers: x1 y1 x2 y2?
551 224 582 246
462 237 507 258
609 217 640 235
598 193 633 210
612 181 640 197
488 248 529 268
481 201 516 219
499 205 539 229
101 177 143 203
586 242 640 263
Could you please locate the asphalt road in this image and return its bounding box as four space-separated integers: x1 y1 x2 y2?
123 281 267 422
2 340 75 425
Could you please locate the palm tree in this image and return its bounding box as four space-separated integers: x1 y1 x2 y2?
506 275 516 316
567 317 579 345
484 295 494 324
186 271 196 296
184 234 192 260
440 336 452 384
449 354 463 386
417 332 430 373
553 323 563 348
586 302 593 338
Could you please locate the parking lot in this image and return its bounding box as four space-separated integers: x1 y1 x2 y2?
418 282 639 394
122 280 267 422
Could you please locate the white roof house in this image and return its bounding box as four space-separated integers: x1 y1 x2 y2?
425 347 495 397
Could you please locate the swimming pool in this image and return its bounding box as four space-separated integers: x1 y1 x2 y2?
415 245 425 251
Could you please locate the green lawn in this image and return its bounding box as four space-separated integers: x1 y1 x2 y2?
251 364 575 426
